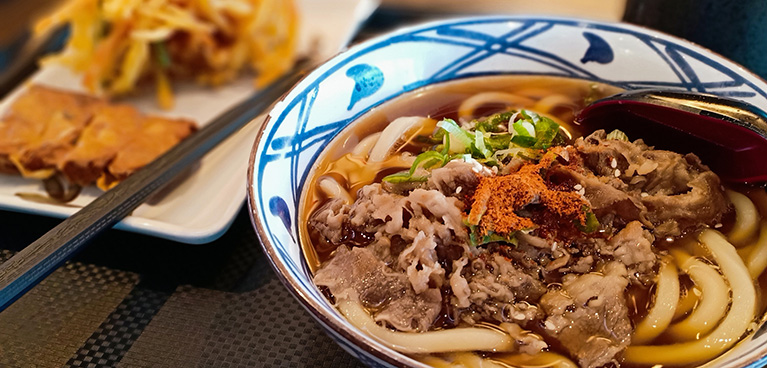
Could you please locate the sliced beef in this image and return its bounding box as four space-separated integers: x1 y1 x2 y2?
427 159 481 201
505 232 584 280
572 130 730 237
640 155 729 235
309 183 469 264
381 179 425 196
308 198 352 245
314 246 442 332
459 254 545 325
503 322 549 355
539 263 631 368
547 165 650 228
309 184 471 309
382 159 482 199
603 221 657 283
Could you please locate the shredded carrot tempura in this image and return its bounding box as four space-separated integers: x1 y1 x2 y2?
36 0 299 109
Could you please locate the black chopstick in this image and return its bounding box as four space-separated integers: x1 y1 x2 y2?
0 61 310 311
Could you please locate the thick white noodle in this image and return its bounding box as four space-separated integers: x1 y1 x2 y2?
738 244 754 261
457 92 535 121
492 352 578 368
318 177 352 205
420 351 577 368
420 352 507 368
747 189 767 218
747 221 767 279
369 116 430 162
338 299 515 354
531 94 573 114
417 356 457 368
623 230 756 365
727 190 759 246
667 249 729 340
632 258 679 344
351 132 381 157
673 286 700 321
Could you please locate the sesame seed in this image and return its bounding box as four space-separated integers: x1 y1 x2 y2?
456 186 462 194
714 223 723 228
574 184 583 190
614 169 621 177
640 192 649 198
611 158 618 168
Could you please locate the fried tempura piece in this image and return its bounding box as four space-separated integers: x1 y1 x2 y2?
98 115 197 190
0 85 99 177
0 116 40 174
0 85 197 195
58 104 144 186
58 103 197 189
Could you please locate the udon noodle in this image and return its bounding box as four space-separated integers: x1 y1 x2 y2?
300 76 767 368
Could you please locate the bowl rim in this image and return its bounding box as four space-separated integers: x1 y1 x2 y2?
247 14 767 368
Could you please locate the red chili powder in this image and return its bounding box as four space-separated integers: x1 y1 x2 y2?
468 147 589 237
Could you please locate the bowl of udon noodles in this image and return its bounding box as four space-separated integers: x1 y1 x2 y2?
247 16 767 368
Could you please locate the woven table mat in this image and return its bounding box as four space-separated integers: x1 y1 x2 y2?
118 265 363 368
0 206 367 368
0 250 139 368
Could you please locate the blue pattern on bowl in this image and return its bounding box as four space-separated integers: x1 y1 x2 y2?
580 32 614 64
346 64 385 110
248 16 767 368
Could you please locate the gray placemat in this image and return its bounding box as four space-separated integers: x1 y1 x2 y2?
118 280 364 368
67 287 170 368
0 250 139 368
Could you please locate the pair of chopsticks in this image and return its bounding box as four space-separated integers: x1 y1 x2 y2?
0 58 312 310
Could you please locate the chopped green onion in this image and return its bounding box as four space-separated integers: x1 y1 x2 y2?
510 134 537 148
575 206 600 233
410 151 444 172
385 110 563 183
382 148 450 183
512 120 535 137
382 172 428 183
532 116 560 149
606 129 630 141
437 119 473 153
484 134 512 151
469 226 518 247
474 130 493 158
519 110 540 124
476 111 515 133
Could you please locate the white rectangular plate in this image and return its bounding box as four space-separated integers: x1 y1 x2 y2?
0 0 378 244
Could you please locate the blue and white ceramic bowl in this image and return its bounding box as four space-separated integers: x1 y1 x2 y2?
247 16 767 368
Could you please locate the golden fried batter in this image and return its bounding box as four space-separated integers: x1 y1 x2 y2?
99 114 196 189
0 85 99 176
0 85 197 192
58 103 144 186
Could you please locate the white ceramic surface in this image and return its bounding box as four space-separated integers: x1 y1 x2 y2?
0 0 377 244
248 16 767 368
